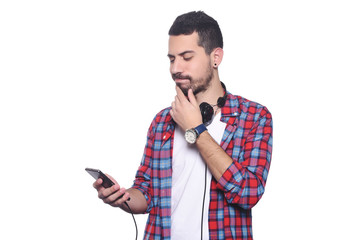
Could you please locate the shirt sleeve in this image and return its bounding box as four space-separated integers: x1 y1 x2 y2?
131 119 155 213
216 107 273 209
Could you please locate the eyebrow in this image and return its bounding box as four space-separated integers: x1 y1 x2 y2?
167 50 195 58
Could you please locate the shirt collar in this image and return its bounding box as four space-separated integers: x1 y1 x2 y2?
220 91 241 126
163 91 241 126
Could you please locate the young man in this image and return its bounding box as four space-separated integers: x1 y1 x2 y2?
93 11 273 240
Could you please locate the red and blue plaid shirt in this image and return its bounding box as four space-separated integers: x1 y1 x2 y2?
132 91 273 240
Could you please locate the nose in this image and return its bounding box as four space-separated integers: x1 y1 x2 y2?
170 59 183 75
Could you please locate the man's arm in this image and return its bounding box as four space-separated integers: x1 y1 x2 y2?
170 86 232 180
195 131 233 181
197 110 273 209
170 86 273 209
93 176 148 214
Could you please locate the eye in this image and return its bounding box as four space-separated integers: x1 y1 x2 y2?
183 54 193 61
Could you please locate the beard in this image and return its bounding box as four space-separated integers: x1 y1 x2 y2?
172 62 214 97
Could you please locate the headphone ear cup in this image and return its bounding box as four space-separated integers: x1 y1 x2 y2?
200 102 214 125
217 96 226 108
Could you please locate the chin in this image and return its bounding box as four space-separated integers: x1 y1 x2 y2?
175 83 190 95
180 87 190 96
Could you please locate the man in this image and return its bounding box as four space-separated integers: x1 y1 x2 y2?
93 11 273 240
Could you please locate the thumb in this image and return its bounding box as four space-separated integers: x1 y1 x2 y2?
187 88 198 106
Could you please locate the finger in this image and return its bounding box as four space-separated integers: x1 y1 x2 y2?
98 184 119 199
170 101 178 122
110 192 131 207
187 88 197 106
93 178 104 191
103 187 126 204
171 101 176 112
175 86 187 101
169 109 174 118
174 94 181 107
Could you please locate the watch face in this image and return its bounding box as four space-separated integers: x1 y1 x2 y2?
185 129 197 144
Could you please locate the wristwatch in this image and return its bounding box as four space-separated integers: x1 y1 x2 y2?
184 124 207 144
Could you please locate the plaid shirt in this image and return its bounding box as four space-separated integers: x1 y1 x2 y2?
132 91 273 240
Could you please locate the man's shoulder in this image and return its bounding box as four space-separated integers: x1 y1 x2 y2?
227 93 271 118
152 107 172 123
144 107 173 137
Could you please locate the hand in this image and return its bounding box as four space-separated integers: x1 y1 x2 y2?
93 174 130 207
170 86 203 131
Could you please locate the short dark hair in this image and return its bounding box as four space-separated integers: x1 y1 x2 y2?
168 11 223 55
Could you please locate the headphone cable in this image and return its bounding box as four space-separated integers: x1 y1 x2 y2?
201 164 208 240
123 202 138 240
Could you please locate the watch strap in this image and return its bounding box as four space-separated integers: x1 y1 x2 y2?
194 124 207 136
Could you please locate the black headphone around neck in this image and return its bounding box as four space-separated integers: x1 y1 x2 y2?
199 82 227 125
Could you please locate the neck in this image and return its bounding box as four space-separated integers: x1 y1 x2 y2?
195 77 224 105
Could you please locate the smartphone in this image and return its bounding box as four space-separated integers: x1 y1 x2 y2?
85 167 130 201
85 168 115 188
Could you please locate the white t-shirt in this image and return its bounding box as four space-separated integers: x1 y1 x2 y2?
171 113 226 240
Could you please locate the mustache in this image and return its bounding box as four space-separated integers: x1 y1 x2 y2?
172 73 192 81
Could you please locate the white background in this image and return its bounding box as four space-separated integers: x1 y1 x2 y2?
1 0 359 239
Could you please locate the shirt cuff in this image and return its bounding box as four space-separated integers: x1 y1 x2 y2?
216 161 244 193
131 185 153 213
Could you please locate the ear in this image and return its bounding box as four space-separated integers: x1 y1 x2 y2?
212 47 224 68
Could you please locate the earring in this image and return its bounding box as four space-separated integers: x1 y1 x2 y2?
214 63 217 67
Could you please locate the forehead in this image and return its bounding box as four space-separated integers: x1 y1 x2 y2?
168 32 204 55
